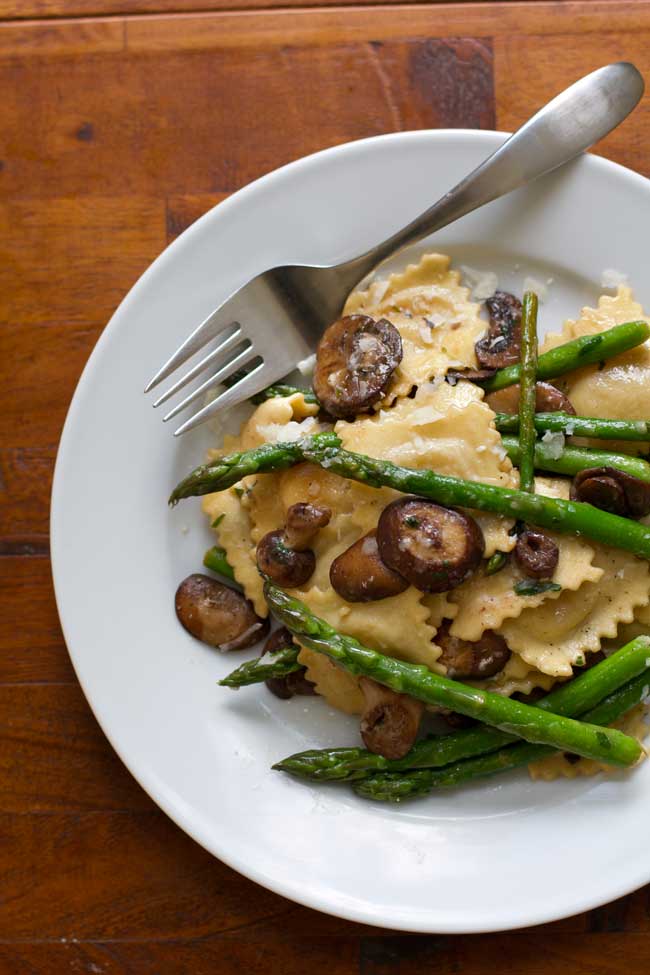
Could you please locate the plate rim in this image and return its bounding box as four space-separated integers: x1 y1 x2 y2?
51 127 650 933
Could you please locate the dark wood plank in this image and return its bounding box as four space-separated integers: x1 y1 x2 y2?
0 557 74 683
0 938 360 975
0 447 55 540
166 192 228 242
0 196 166 326
0 811 290 939
1 322 101 449
0 684 153 812
0 37 494 199
495 30 650 178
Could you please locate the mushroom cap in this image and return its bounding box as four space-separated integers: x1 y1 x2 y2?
312 314 402 419
175 573 268 650
256 530 316 588
377 498 485 593
329 531 409 602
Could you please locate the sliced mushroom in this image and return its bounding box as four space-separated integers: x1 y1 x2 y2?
377 498 485 592
359 676 423 759
263 628 317 699
485 381 576 415
571 466 650 518
436 621 511 680
475 291 522 368
175 573 269 650
256 502 331 588
329 531 409 602
283 502 331 550
256 530 315 587
446 366 497 383
514 529 559 579
312 314 402 419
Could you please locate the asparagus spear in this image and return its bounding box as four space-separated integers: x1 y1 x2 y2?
501 436 650 482
169 431 339 504
251 384 318 405
481 320 650 393
273 635 650 781
518 292 539 493
354 671 650 801
495 411 650 442
203 545 235 580
299 438 650 560
264 583 643 767
485 551 507 575
219 645 301 687
172 435 650 559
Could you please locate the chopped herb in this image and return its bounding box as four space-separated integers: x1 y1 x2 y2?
405 515 421 528
514 579 562 597
211 513 225 529
485 551 507 575
233 487 244 498
575 655 585 667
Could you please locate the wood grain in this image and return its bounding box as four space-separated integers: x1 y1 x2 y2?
4 0 650 968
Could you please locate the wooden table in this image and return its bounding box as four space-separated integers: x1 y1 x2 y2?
3 1 650 970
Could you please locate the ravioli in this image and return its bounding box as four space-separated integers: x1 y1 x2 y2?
343 253 488 403
498 545 650 677
541 287 650 454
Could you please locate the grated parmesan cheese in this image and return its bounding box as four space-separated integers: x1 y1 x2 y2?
297 353 316 376
460 265 498 301
600 268 629 289
523 276 549 302
541 429 565 460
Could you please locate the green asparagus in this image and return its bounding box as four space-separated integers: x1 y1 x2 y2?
518 292 539 493
172 434 650 559
354 671 650 801
485 551 507 575
495 411 650 442
481 320 650 393
169 431 339 504
501 436 650 482
219 645 301 687
273 635 650 781
251 384 319 405
203 545 235 580
264 583 643 767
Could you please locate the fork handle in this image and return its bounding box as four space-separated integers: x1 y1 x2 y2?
351 62 643 280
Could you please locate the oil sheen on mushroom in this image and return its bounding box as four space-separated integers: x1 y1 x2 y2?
475 291 522 369
329 531 409 602
514 529 560 579
435 621 511 680
175 573 269 650
377 498 485 592
358 676 423 759
486 381 576 415
571 466 650 518
312 314 402 419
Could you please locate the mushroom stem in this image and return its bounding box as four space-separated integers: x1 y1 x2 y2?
359 676 424 760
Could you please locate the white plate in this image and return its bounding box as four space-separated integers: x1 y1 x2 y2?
51 130 650 933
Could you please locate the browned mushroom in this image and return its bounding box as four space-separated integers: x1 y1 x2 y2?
358 676 423 759
376 498 485 592
175 573 269 650
436 621 511 680
571 467 650 518
257 530 315 587
514 529 560 579
475 291 522 369
329 531 409 602
263 627 316 699
283 502 331 550
312 314 402 419
485 381 576 415
256 502 331 587
446 367 497 383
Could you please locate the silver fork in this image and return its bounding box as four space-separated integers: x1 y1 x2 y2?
146 62 643 436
